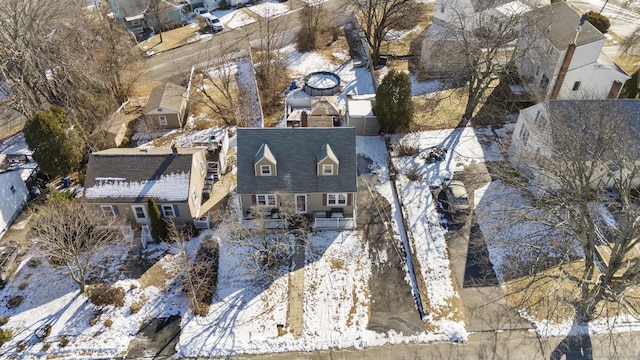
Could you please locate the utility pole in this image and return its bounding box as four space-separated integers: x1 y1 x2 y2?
599 0 609 14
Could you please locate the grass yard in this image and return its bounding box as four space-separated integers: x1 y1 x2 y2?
411 88 468 130
138 23 204 54
379 3 434 57
505 260 640 324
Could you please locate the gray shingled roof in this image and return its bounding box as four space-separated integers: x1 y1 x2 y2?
112 0 149 19
84 147 200 202
145 83 186 114
237 128 357 194
549 100 640 135
529 2 604 50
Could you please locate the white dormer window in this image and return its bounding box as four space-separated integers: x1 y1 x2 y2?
159 115 167 125
317 143 339 176
255 143 277 176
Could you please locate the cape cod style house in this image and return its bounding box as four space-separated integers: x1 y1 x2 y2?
237 127 357 230
84 146 208 226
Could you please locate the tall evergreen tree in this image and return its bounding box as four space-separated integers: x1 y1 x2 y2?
374 70 413 133
23 105 84 179
148 198 168 242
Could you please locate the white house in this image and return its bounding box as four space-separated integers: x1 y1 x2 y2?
422 0 542 76
515 2 630 100
0 170 29 238
510 100 640 190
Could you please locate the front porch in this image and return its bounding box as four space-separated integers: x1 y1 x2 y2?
242 208 355 231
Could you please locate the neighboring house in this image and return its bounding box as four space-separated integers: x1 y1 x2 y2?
0 170 29 238
237 128 357 230
144 82 188 131
345 95 379 136
84 146 209 226
509 100 640 189
422 0 538 76
285 97 341 128
109 0 182 33
514 2 629 100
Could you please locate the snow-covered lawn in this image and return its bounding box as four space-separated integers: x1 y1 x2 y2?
0 242 186 358
246 1 291 18
218 9 256 29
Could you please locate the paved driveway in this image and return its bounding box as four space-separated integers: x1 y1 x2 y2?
357 156 425 335
444 161 532 332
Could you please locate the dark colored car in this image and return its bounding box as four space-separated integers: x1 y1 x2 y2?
439 180 470 222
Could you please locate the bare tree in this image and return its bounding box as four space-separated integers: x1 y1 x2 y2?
222 192 307 281
348 0 424 66
254 5 290 115
425 0 537 122
87 3 144 105
29 197 123 293
502 100 640 322
196 50 257 127
296 0 327 52
148 0 178 44
0 0 97 116
167 221 219 316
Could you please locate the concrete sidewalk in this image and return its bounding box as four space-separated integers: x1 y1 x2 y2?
286 237 306 338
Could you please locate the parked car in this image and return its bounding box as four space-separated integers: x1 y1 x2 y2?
203 14 224 32
439 180 470 217
193 7 208 16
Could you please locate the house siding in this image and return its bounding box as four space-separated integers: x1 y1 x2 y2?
240 192 356 218
146 112 181 129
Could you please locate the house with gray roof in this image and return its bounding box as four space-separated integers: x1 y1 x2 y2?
515 2 629 100
109 0 183 34
237 127 357 229
510 99 640 190
84 146 208 227
145 82 188 131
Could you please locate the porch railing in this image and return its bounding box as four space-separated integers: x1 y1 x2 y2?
313 217 355 230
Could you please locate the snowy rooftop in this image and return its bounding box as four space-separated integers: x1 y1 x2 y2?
348 99 374 117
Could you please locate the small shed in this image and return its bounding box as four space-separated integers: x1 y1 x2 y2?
144 83 188 130
346 96 378 136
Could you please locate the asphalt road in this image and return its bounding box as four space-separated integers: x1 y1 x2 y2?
569 0 640 39
141 0 349 84
230 329 640 360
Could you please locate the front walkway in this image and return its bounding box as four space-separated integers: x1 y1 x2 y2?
286 237 306 338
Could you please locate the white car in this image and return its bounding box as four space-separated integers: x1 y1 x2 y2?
193 7 208 16
202 14 224 32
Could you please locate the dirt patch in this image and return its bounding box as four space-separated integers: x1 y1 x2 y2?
140 256 176 290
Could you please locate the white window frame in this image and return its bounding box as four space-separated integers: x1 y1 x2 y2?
327 193 348 206
296 194 307 213
256 194 277 207
161 205 175 218
200 161 205 176
260 165 272 176
101 205 116 217
132 205 147 221
322 164 334 176
191 186 197 205
159 115 167 125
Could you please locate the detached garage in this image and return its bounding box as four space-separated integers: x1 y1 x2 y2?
346 96 378 136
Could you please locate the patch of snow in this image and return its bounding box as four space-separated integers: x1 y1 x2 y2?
246 2 290 18
85 172 190 201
